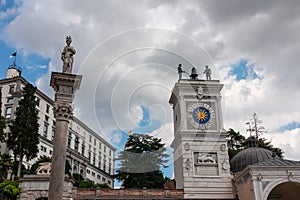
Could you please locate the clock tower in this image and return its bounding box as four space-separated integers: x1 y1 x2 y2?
169 68 234 199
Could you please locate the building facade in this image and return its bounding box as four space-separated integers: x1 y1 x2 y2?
0 67 116 187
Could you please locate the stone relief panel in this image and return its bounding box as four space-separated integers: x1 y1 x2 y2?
193 152 219 176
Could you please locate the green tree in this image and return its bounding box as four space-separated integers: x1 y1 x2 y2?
0 117 6 143
0 154 12 180
115 134 169 188
72 173 84 187
7 83 39 178
255 137 284 158
227 128 246 160
0 180 21 200
227 128 284 161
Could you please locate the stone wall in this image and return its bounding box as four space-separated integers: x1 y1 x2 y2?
74 188 184 200
19 175 74 200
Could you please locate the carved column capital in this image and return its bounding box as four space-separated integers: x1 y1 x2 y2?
53 102 73 120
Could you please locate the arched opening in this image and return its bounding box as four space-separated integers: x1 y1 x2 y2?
73 165 78 173
267 182 300 200
80 168 85 176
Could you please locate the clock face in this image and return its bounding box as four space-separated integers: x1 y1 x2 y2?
187 102 216 129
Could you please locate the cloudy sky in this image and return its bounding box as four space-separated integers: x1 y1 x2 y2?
1 0 300 183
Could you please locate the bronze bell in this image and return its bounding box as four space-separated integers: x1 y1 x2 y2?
190 67 198 80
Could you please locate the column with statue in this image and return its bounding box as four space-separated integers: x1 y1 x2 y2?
48 36 82 200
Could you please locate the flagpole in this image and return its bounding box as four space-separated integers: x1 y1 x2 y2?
13 52 17 67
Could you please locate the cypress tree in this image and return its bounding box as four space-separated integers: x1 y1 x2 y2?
7 83 39 177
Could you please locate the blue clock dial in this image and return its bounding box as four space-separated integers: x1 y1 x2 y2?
192 107 210 124
187 102 216 129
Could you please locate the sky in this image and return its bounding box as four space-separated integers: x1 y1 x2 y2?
1 0 300 187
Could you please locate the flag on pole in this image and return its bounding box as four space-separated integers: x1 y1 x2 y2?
10 51 17 59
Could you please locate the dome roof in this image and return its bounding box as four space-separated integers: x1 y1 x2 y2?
230 147 275 173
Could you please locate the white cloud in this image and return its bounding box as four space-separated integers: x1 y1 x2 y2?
26 65 47 70
1 0 300 161
265 128 300 161
150 122 173 147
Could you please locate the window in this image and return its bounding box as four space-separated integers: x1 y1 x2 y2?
46 104 50 114
43 123 48 137
88 152 91 162
67 132 72 147
86 169 90 174
109 150 112 156
92 172 95 177
9 85 14 93
6 97 13 104
49 150 52 155
94 138 96 146
103 155 106 171
89 135 92 143
102 177 106 182
104 146 106 153
81 143 85 155
36 97 40 107
41 145 47 152
5 107 12 119
99 142 102 149
98 156 101 168
108 180 111 185
97 175 101 179
74 136 79 151
51 127 55 141
45 116 49 122
93 154 96 165
109 159 112 174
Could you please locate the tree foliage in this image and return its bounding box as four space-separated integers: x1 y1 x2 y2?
227 128 284 161
227 128 246 160
0 180 21 199
115 134 169 188
0 89 6 143
255 137 284 158
0 116 6 143
7 83 39 177
0 154 12 180
72 173 111 188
